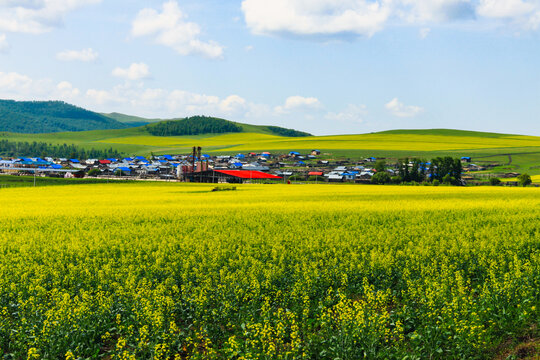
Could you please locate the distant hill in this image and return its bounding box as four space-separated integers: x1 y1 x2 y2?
0 100 130 133
376 129 516 138
102 112 155 127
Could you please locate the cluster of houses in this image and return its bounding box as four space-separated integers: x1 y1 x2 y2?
0 150 385 183
2 151 504 185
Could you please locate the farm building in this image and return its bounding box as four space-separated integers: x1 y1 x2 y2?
184 170 282 183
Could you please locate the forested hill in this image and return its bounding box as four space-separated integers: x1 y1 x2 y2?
145 115 312 137
0 100 129 133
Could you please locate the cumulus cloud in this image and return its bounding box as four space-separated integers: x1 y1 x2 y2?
56 81 80 99
385 98 424 118
242 0 391 38
132 1 224 59
241 0 540 38
0 71 77 101
57 48 98 62
0 0 102 34
112 63 150 81
275 95 322 114
477 0 535 18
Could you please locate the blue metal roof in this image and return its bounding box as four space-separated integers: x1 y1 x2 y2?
135 156 146 160
117 167 131 172
70 159 79 163
164 155 173 160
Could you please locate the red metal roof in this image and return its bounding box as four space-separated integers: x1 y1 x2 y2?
99 160 111 164
215 170 282 179
308 171 323 176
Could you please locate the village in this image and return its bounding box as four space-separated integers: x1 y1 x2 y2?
0 146 518 185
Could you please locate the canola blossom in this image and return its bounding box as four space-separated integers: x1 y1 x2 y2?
98 132 540 152
0 183 538 359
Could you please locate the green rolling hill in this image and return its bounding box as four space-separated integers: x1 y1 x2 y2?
0 100 130 133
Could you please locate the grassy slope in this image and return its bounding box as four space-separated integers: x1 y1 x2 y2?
0 175 128 188
2 128 540 174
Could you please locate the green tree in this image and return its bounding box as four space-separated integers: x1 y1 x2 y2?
372 171 391 184
517 173 532 187
374 160 386 173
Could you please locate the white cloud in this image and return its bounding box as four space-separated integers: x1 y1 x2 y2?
0 0 102 34
325 104 367 124
86 88 112 105
57 48 98 62
112 63 150 81
132 1 224 59
242 0 391 38
385 98 424 117
275 95 322 114
477 0 536 19
56 81 80 99
0 33 8 52
0 71 78 101
242 0 540 37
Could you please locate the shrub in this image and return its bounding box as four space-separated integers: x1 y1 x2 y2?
372 171 391 185
288 175 304 181
308 175 326 182
442 174 452 185
87 168 101 177
489 177 501 186
432 179 440 186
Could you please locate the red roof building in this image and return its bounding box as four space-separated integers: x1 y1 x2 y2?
214 170 282 179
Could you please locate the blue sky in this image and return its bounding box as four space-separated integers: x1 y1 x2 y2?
0 0 539 135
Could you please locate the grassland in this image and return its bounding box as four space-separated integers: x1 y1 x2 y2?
0 183 538 359
0 175 129 188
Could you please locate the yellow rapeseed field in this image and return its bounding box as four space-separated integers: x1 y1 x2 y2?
0 183 539 359
98 132 540 152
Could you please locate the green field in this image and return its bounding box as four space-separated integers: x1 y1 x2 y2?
0 175 129 188
3 127 540 175
0 183 539 359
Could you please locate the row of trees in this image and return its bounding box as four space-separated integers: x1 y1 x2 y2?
372 157 463 185
0 140 123 159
